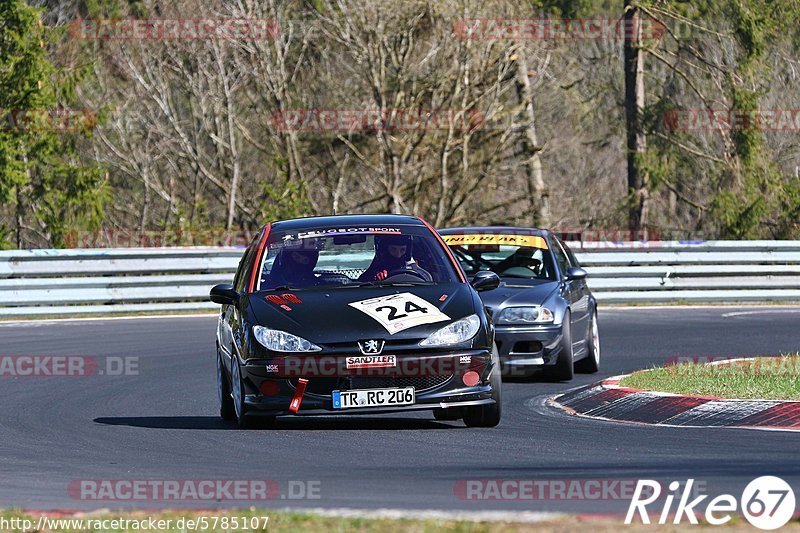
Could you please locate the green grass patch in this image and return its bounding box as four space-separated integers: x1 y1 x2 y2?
620 355 800 400
0 509 564 533
1 509 798 532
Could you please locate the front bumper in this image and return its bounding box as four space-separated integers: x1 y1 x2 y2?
237 349 496 415
494 324 563 376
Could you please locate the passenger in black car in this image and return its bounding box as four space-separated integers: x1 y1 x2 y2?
266 248 322 288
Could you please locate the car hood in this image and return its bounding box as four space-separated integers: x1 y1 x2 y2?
248 283 475 344
478 280 559 314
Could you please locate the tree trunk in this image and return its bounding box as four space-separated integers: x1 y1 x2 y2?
624 0 649 237
140 167 150 231
16 151 31 249
218 49 240 237
15 186 24 249
514 50 549 228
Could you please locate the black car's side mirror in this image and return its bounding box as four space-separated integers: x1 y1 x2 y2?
564 266 588 281
210 283 240 305
471 271 500 292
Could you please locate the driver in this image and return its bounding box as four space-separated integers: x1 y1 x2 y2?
492 246 542 275
266 247 321 288
359 234 432 282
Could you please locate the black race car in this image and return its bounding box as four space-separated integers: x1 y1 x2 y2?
439 227 600 381
210 214 502 427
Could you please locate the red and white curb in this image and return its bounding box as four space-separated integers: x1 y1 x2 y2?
551 372 800 432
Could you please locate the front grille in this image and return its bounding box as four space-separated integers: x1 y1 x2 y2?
511 340 543 354
348 375 452 393
289 375 452 397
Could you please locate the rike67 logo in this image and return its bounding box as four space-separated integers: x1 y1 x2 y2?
626 476 796 530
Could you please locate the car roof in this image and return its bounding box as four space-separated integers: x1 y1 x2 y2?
270 214 425 231
438 226 550 238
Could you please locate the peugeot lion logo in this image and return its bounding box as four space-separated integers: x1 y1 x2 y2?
359 339 385 355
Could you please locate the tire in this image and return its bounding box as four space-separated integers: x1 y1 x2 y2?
230 355 251 428
575 310 600 374
217 348 236 421
544 310 574 382
463 346 502 427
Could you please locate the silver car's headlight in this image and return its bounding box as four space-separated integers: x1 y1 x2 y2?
253 326 321 352
419 314 481 346
497 306 554 325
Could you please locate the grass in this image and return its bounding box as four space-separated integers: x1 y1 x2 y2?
619 355 800 400
1 509 798 533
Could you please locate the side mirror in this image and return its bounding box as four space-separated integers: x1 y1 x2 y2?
470 271 500 292
210 283 240 305
564 266 588 281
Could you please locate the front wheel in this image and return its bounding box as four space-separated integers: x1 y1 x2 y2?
544 310 574 382
230 356 251 428
463 346 502 427
217 349 236 421
575 311 600 373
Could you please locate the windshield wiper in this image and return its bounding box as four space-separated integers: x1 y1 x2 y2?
261 285 302 292
351 280 434 287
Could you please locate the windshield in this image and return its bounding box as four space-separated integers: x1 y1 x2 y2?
255 225 461 291
442 233 557 281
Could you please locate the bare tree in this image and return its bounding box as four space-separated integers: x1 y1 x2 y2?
624 0 649 234
513 46 549 227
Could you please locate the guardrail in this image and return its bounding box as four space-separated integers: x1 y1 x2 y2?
0 241 798 317
0 248 239 317
572 241 800 303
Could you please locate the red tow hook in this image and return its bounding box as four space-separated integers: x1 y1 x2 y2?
289 378 309 413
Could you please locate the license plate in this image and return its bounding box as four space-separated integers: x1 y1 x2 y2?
332 387 415 409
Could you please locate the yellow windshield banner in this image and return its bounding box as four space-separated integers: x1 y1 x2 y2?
441 234 548 249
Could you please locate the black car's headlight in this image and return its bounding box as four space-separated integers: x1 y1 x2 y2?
419 314 481 346
496 306 554 325
253 326 322 352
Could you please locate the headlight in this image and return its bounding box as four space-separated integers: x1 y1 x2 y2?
419 314 481 346
253 326 321 352
497 306 554 324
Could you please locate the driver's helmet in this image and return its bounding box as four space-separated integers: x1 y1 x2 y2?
513 247 541 267
275 238 322 282
374 234 413 263
275 248 319 282
515 247 534 258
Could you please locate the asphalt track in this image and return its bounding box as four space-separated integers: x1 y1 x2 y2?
1 306 799 515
